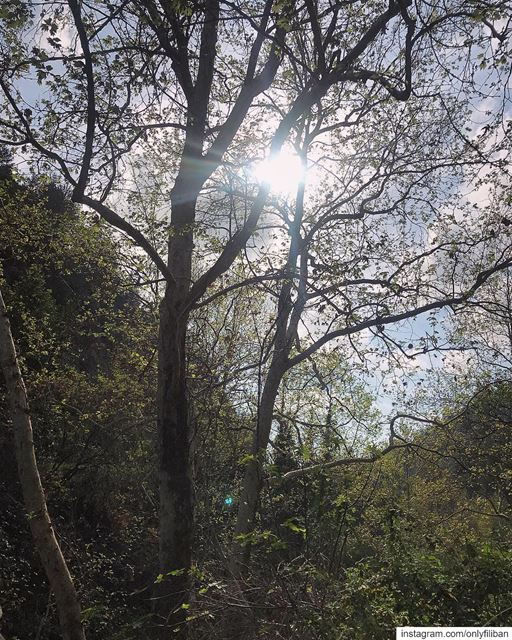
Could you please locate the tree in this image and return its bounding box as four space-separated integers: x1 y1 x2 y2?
0 288 85 640
227 19 512 571
0 160 159 638
1 1 512 636
422 381 512 519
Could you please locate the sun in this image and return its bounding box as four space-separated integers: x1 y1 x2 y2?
252 150 307 196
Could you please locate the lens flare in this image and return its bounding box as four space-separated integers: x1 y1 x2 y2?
252 151 306 195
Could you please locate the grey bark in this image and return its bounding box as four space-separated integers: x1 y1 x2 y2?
0 289 86 640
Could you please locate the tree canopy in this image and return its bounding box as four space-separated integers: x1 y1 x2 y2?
1 1 512 638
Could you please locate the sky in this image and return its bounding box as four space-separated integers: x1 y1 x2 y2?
2 1 511 437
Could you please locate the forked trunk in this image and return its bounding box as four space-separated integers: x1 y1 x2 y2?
0 290 86 640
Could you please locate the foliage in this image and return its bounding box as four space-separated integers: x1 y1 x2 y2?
1 0 512 637
0 163 157 638
337 542 512 639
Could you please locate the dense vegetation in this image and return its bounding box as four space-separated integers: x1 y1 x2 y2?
1 0 511 638
1 160 512 639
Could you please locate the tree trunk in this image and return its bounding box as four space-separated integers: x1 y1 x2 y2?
231 167 306 576
153 190 196 639
154 294 193 638
0 289 86 640
231 360 285 574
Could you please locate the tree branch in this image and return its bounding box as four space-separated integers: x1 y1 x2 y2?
68 0 96 199
77 195 174 283
273 443 411 484
287 255 512 368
